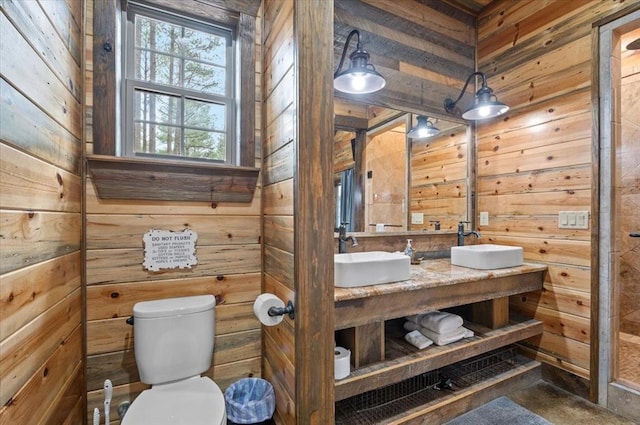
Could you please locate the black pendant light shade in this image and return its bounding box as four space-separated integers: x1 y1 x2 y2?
407 116 440 139
444 72 509 120
334 30 386 95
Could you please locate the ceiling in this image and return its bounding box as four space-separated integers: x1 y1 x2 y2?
444 0 495 14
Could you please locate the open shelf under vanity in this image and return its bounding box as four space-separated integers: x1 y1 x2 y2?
333 259 547 423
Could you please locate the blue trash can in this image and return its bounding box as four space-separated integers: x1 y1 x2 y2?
225 378 275 425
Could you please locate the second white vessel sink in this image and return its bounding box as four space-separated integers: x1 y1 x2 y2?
451 244 523 269
335 251 411 288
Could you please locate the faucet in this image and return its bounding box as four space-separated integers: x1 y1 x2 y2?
457 221 481 246
337 223 358 253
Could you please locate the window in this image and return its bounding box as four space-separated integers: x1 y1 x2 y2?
122 4 235 163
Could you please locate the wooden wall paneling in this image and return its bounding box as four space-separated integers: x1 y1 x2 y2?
519 345 590 380
263 216 294 253
478 138 592 176
41 364 84 425
334 0 476 118
263 178 295 215
482 234 591 267
510 300 591 344
477 166 592 197
86 214 260 249
264 245 294 290
523 331 591 371
85 177 262 215
91 0 116 154
476 0 635 389
0 14 81 136
477 190 591 216
333 131 355 173
263 141 295 185
294 0 335 421
85 244 261 285
0 144 82 213
0 211 81 275
352 129 366 232
0 326 82 424
3 0 82 101
478 1 632 69
239 13 257 167
0 0 83 421
0 252 81 341
0 289 81 407
85 273 260 321
37 0 83 63
0 80 82 175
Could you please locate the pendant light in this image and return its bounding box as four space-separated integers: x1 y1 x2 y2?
444 71 508 120
334 30 386 95
407 116 440 139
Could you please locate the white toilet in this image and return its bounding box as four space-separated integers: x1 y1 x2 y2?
121 295 227 425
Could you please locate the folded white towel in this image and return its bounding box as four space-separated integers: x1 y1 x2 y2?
404 330 434 350
404 321 474 346
404 321 420 332
417 311 464 334
405 313 432 323
418 326 469 346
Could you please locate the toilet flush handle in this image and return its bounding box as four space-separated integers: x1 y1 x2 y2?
126 316 134 325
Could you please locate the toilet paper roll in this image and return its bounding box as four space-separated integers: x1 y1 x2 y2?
334 346 351 380
253 293 285 326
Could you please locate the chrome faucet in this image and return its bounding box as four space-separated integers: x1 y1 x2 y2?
337 223 358 253
457 221 481 246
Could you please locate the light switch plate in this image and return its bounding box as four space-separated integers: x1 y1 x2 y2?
559 211 589 229
480 211 489 226
411 212 424 224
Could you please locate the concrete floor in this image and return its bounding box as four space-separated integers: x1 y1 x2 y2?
509 381 636 425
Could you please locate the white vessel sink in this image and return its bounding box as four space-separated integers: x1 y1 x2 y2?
451 244 523 269
334 251 411 288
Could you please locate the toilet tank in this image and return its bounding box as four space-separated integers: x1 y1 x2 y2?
133 295 216 385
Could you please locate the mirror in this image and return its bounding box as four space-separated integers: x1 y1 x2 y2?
334 100 470 233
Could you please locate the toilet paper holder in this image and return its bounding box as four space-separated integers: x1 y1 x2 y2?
268 300 295 320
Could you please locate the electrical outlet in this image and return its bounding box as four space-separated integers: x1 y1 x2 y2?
480 211 489 226
411 213 424 224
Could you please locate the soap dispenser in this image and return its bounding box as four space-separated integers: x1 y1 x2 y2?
404 239 413 257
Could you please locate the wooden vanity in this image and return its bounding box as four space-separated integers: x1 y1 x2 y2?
334 259 547 423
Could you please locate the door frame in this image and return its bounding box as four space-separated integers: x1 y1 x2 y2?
596 7 640 419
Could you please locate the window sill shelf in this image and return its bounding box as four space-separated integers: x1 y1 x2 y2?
86 155 259 203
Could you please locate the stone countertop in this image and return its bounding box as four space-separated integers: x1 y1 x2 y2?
334 258 547 302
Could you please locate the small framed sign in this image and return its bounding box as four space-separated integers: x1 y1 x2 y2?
143 229 198 272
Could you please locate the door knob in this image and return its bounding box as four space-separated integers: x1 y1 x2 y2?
630 233 640 238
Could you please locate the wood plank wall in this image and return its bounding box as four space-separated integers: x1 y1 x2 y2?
333 0 476 117
476 0 634 389
262 1 336 422
84 1 263 423
262 1 297 422
0 0 84 423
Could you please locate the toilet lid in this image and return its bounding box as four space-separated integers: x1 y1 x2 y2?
122 377 226 425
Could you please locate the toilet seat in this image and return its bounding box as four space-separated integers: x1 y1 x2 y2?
121 376 226 425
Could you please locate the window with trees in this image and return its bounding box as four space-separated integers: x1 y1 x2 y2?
123 4 235 163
